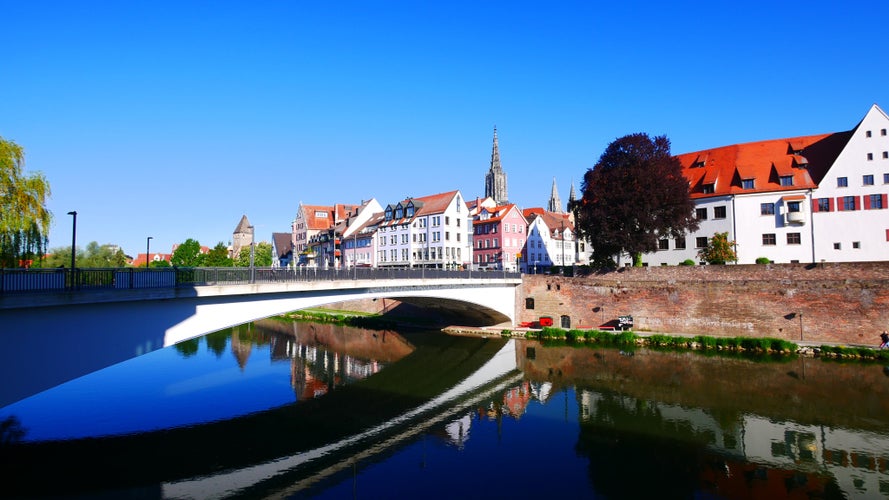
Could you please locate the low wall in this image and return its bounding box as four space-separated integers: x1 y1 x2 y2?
517 262 889 345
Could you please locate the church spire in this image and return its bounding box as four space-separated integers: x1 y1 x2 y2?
547 177 564 213
568 181 577 204
485 126 508 204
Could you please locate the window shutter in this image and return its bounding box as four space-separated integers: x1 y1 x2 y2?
865 195 872 210
836 197 844 211
855 196 861 210
883 194 888 209
828 198 835 211
811 198 820 212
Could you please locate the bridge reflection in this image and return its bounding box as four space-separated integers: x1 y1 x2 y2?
0 328 519 497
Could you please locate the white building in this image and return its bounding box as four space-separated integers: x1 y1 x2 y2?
645 104 889 265
376 190 473 269
336 198 383 268
521 208 591 273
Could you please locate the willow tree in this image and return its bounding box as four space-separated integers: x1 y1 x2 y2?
575 133 698 267
0 137 52 268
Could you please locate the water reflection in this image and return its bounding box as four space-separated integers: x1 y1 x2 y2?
518 341 889 499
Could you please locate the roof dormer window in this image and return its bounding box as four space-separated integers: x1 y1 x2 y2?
779 175 794 186
702 184 715 194
741 179 755 189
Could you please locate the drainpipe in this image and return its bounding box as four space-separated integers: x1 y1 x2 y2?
731 196 738 264
808 189 816 264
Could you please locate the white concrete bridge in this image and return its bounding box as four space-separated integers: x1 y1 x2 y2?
0 267 521 407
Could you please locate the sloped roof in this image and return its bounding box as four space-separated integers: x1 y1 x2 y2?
474 203 526 225
272 232 293 258
676 132 850 199
234 215 251 234
524 208 573 239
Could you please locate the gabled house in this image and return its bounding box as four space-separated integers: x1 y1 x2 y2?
647 104 889 265
271 232 294 268
472 203 527 271
292 202 359 267
335 198 384 268
377 190 472 269
522 208 589 273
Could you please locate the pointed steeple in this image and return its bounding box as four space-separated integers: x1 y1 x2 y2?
568 181 577 204
484 126 508 204
547 177 564 213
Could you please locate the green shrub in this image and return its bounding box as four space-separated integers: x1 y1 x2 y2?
679 259 695 266
755 257 771 264
616 331 638 345
500 329 512 337
695 336 717 349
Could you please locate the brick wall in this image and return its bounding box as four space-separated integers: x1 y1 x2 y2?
518 262 889 345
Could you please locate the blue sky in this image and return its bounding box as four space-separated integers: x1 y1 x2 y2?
3 1 888 257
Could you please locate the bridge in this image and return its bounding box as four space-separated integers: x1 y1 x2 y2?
0 267 522 408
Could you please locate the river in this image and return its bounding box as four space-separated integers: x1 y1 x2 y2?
1 319 888 498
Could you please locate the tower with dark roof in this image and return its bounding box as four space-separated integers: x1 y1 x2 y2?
485 127 509 204
547 177 563 213
232 214 253 259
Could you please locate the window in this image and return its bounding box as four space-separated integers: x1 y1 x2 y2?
864 174 875 186
525 298 535 309
853 241 861 249
675 237 686 250
702 184 714 194
867 153 874 161
834 242 841 250
787 233 801 245
696 208 708 220
780 176 794 186
658 239 669 250
883 152 888 159
761 203 775 215
868 194 885 209
762 234 776 245
866 130 873 138
885 173 889 184
712 206 726 219
695 237 708 248
817 198 831 212
837 177 848 187
842 196 857 211
787 201 801 213
741 179 755 189
883 129 887 136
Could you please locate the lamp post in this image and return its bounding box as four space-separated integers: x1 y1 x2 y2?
146 236 153 269
67 211 77 288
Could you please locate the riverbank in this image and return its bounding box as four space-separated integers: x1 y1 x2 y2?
442 325 889 361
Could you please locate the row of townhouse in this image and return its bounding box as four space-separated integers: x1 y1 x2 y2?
644 104 889 266
273 190 592 272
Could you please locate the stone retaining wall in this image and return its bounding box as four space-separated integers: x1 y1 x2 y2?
517 262 889 345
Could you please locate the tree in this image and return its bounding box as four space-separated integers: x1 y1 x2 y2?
575 133 699 266
39 241 128 268
1 137 52 268
235 241 273 267
171 238 205 267
698 232 737 265
203 242 234 267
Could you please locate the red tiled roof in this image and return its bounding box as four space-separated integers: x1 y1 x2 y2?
474 204 526 225
676 132 849 199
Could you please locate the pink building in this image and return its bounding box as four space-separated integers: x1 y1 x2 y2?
472 203 527 271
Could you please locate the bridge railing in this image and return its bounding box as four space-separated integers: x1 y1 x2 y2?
0 266 520 295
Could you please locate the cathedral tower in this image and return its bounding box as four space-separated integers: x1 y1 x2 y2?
484 127 508 204
547 177 564 213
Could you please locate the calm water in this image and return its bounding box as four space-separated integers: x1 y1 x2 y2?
2 320 889 499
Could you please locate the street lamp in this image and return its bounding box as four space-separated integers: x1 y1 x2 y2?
146 236 153 269
67 211 77 288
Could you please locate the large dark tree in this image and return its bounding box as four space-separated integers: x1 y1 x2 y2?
575 133 698 266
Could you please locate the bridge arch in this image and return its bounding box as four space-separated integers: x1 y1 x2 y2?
0 277 520 407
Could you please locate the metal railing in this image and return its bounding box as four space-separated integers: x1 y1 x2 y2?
0 266 521 295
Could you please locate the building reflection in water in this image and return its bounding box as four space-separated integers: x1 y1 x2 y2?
434 342 889 498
